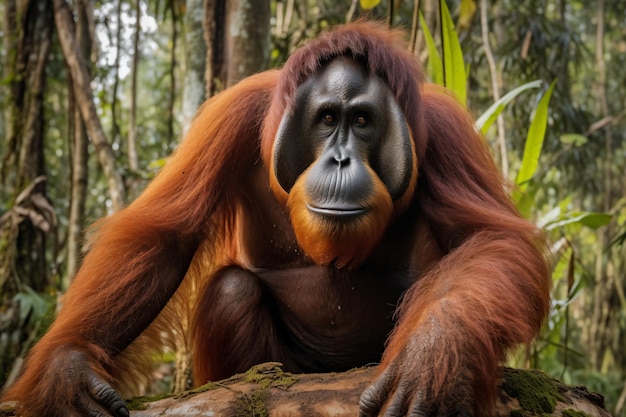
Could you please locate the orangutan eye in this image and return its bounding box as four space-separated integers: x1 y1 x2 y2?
322 112 336 124
354 114 368 126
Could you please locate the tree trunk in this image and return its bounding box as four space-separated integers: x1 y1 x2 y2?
203 0 226 98
133 366 613 417
204 0 271 96
1 365 610 417
223 0 271 87
128 0 141 174
166 0 179 148
589 0 617 376
0 0 55 388
110 0 124 147
53 0 126 212
66 0 91 283
181 0 208 130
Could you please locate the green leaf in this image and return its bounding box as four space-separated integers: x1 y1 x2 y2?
537 196 573 229
14 286 51 322
560 133 588 147
476 80 542 135
359 0 381 10
147 157 168 171
544 212 613 231
515 79 557 190
458 0 477 30
419 12 443 85
579 213 613 228
440 0 466 104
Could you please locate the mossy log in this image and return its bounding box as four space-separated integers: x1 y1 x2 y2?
0 363 612 417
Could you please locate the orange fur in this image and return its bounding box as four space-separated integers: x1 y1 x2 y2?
287 165 394 268
2 70 280 416
378 85 551 416
2 21 551 417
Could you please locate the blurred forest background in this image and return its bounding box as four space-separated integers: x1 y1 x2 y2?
0 0 624 414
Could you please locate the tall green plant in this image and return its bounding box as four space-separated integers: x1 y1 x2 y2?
420 1 466 104
513 80 556 215
418 0 612 276
439 0 466 104
419 12 443 86
515 80 557 191
476 80 542 134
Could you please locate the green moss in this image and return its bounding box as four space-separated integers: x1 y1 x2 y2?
233 363 298 417
502 369 565 415
125 394 173 411
177 380 223 397
510 409 529 417
243 362 298 390
233 390 268 417
562 409 592 417
125 363 297 412
125 379 228 410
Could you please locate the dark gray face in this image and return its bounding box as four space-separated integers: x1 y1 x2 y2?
273 56 414 218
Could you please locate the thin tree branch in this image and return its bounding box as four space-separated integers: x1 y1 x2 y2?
409 0 421 53
53 0 126 211
480 0 508 176
128 0 141 173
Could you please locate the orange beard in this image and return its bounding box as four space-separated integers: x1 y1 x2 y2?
286 166 394 269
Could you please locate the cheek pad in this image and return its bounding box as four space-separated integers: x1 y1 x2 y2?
375 94 414 201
